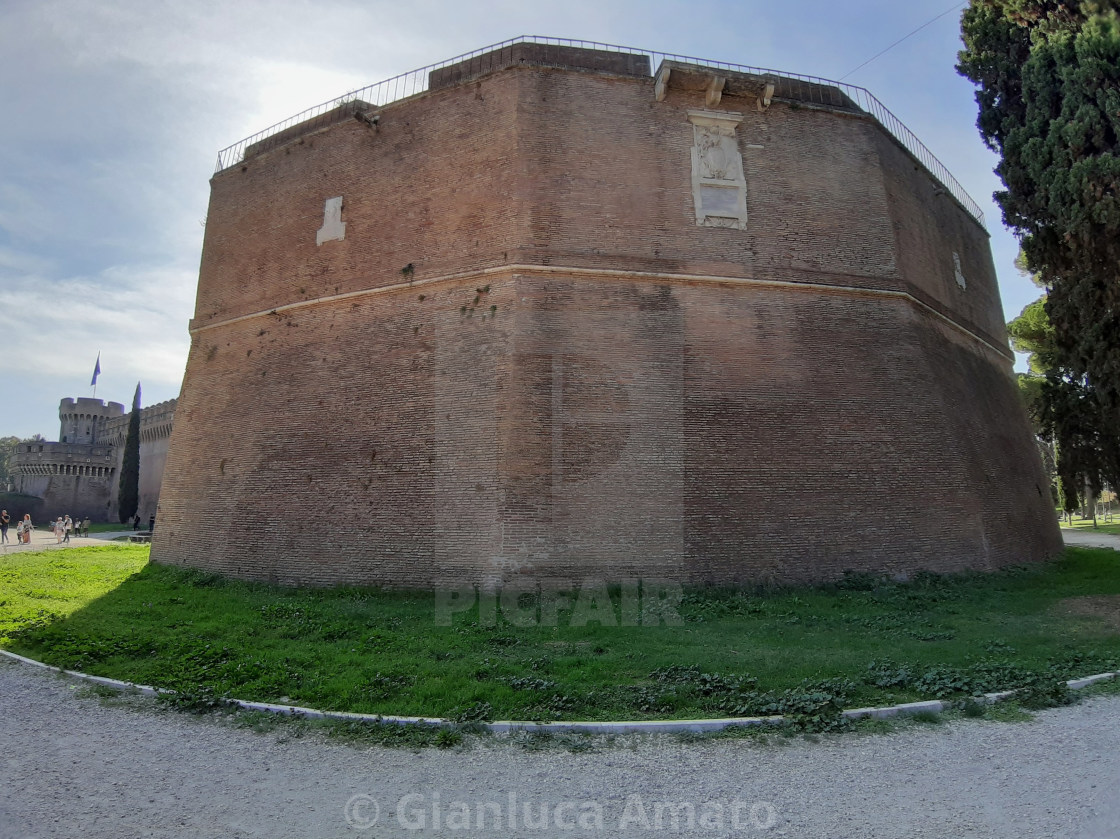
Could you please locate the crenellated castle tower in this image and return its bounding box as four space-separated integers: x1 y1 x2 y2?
9 396 176 522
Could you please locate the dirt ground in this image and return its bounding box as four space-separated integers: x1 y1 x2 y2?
3 658 1120 839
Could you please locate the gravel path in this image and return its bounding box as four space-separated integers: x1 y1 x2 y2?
1062 528 1120 551
2 658 1119 838
1 528 134 553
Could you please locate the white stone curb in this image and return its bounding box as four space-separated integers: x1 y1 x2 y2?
842 699 947 720
0 650 169 698
2 648 1116 735
1066 673 1115 690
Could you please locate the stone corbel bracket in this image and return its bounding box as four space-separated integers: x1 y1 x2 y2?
757 82 775 112
654 60 776 112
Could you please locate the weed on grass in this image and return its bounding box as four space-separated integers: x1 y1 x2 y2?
959 698 987 718
320 718 461 750
3 545 1120 734
849 717 896 736
72 681 134 707
510 728 599 753
980 702 1037 723
227 709 299 737
172 701 474 750
74 682 121 700
1083 675 1120 696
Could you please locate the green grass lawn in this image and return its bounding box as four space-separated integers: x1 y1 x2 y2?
2 545 1119 724
1061 516 1120 536
84 522 135 534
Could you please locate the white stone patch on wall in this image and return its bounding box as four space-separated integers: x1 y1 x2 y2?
687 110 748 230
953 251 968 290
316 196 346 245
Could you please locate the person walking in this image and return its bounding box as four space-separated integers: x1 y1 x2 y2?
53 517 65 544
81 517 91 538
20 514 33 544
63 515 73 544
1 509 9 545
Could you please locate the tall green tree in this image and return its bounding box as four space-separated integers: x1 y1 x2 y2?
1007 297 1060 501
959 0 1120 508
118 382 141 524
1008 284 1120 513
0 436 21 490
1008 288 1120 515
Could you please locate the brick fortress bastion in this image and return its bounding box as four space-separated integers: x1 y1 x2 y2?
152 41 1062 587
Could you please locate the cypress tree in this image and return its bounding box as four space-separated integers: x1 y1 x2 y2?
118 382 141 524
959 1 1120 501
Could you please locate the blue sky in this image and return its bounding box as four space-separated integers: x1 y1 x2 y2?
0 0 1033 439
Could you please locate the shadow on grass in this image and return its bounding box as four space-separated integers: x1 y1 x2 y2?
3 546 1120 725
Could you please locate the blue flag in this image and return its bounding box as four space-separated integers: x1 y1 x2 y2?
90 353 101 386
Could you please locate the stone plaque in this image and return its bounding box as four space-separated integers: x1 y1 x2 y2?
687 110 748 230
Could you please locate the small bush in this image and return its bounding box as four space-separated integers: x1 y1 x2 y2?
959 698 987 718
722 678 856 733
435 728 462 748
160 687 235 714
505 677 557 692
1014 676 1074 710
866 660 914 689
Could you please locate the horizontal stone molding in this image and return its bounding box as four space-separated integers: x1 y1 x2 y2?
188 263 1014 364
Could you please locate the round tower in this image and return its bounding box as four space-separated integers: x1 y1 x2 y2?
153 40 1062 588
58 397 126 445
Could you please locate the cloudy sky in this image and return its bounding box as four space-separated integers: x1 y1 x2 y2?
0 0 1031 439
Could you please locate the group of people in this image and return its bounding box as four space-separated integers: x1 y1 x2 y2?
51 514 91 543
0 510 91 546
1 510 32 545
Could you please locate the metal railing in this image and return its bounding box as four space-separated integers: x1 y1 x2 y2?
214 35 983 224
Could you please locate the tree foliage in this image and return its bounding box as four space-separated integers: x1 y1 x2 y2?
1007 297 1056 376
0 436 20 489
1008 289 1120 512
117 383 141 524
960 1 1120 504
1008 296 1064 504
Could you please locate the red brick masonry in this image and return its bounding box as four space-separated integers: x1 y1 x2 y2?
152 46 1062 587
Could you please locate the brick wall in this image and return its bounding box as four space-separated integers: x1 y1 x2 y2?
153 51 1061 587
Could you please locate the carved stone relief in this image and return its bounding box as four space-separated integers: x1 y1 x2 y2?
687 110 748 230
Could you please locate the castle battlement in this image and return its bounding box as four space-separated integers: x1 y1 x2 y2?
101 398 177 445
9 394 177 522
58 397 126 445
10 441 116 478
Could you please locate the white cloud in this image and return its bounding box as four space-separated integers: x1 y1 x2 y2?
0 259 192 435
0 0 1040 434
